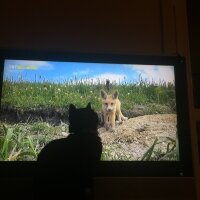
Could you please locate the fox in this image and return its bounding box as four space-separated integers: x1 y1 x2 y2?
101 90 128 131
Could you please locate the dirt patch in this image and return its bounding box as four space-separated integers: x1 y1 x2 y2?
0 105 177 161
98 114 177 160
0 103 174 125
0 107 69 125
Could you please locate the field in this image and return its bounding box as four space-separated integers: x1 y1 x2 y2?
0 78 177 161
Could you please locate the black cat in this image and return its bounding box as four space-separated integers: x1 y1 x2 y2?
36 103 102 200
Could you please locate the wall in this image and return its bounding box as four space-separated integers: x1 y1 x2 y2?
0 0 198 199
0 1 163 54
188 0 200 199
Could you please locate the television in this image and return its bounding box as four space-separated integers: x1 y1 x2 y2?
0 50 193 177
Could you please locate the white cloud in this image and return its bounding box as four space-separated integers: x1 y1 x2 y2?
124 64 174 84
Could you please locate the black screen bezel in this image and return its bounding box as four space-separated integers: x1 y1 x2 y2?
0 49 193 177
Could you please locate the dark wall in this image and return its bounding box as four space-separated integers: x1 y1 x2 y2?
0 0 163 54
187 0 200 109
188 0 200 74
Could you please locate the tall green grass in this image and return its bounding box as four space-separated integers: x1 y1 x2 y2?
0 123 65 161
2 78 176 113
141 137 178 161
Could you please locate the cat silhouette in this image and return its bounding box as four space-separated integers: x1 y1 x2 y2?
35 103 102 200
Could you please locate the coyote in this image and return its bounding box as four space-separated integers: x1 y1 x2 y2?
100 90 128 131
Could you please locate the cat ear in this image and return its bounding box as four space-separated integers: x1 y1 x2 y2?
86 102 92 109
69 104 76 112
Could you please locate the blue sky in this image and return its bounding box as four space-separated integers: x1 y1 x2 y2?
3 59 175 85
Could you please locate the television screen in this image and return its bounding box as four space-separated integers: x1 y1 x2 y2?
0 51 193 176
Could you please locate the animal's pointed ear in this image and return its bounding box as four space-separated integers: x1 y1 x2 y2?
86 102 92 109
101 90 107 99
112 91 118 99
69 104 76 113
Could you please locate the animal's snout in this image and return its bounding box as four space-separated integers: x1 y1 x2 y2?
107 107 113 112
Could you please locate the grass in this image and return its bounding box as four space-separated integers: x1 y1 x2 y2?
0 122 67 161
0 121 178 161
1 79 176 113
0 122 135 161
141 137 178 161
101 144 133 161
0 78 177 161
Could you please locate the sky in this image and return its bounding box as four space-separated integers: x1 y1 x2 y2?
3 59 175 85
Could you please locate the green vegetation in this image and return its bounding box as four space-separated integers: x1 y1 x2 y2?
141 137 178 161
0 122 178 161
0 123 66 161
0 78 177 161
101 144 132 161
2 79 176 113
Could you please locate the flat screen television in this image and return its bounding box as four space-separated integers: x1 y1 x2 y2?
0 50 193 177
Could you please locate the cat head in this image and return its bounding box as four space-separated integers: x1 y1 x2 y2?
68 103 99 133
